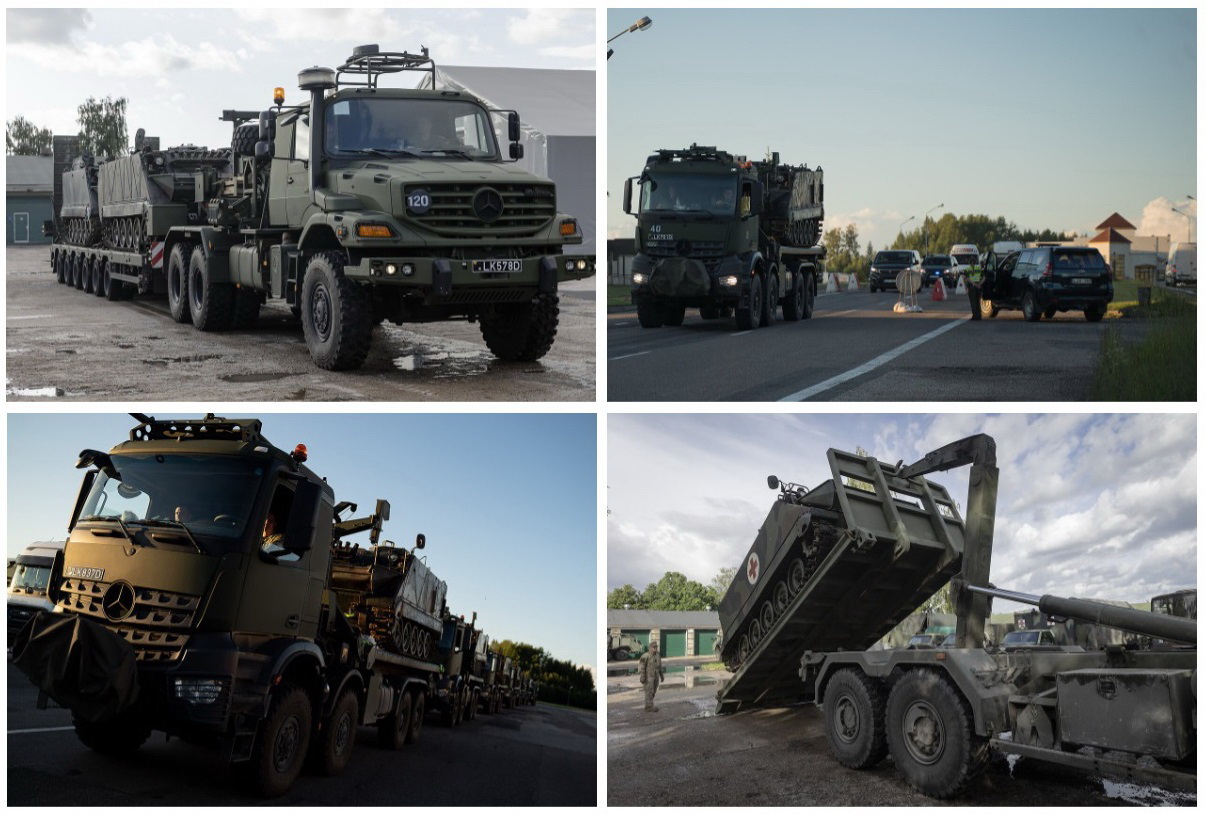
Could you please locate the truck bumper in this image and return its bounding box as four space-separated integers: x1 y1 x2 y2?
342 253 595 299
630 254 747 304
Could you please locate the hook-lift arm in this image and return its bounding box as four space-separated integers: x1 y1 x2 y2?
899 434 998 649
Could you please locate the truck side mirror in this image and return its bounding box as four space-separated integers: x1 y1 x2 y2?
282 479 322 553
509 142 524 160
415 533 426 550
767 475 780 490
255 141 271 161
508 111 521 143
623 178 633 215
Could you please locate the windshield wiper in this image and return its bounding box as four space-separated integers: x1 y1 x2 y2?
77 515 141 546
131 519 207 554
420 148 477 160
338 148 419 159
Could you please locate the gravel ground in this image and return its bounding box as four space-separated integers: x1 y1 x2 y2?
6 245 595 401
607 670 1193 807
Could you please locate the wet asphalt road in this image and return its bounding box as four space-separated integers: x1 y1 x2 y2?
606 671 1193 807
6 246 595 402
608 286 1148 402
8 661 596 806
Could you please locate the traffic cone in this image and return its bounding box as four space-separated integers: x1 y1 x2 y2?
826 272 838 293
931 277 946 301
955 274 967 295
847 272 859 292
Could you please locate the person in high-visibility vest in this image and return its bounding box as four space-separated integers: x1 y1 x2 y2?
965 259 985 320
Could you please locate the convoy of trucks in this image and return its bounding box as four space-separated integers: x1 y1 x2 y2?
6 542 64 643
624 144 825 329
44 44 594 371
10 414 544 798
714 435 1196 798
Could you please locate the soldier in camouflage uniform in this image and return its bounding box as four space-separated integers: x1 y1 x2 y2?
638 640 665 712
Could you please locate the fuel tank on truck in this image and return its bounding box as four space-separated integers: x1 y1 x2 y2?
716 446 967 712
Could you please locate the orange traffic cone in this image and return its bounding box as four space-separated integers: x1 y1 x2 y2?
932 276 946 301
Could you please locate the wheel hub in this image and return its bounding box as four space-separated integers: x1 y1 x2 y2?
312 284 332 340
901 700 945 765
835 694 860 743
273 713 301 772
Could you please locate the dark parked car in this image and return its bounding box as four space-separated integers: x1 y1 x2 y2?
981 246 1113 321
921 254 955 287
868 250 922 292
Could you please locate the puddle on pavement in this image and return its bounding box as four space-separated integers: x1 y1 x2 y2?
220 372 291 383
144 354 224 366
6 383 64 397
681 697 717 720
392 349 492 378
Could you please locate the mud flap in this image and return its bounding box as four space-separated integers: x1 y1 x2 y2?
11 612 140 723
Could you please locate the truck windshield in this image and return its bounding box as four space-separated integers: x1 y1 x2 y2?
641 173 737 215
77 454 265 549
11 563 51 592
325 97 499 159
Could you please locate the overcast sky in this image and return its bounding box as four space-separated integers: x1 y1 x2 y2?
608 8 1197 251
8 412 597 675
608 413 1196 613
7 8 595 150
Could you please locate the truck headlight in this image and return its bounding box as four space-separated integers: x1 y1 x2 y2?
174 678 225 705
721 275 739 287
385 263 398 275
632 273 647 285
401 263 415 277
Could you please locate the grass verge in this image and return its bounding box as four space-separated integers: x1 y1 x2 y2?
607 284 631 308
1091 284 1196 400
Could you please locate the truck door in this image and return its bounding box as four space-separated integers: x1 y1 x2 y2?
268 116 313 227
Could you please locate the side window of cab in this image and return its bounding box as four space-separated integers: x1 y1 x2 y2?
261 481 301 565
275 118 296 161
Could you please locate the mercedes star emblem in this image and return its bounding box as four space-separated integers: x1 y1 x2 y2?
472 188 505 222
102 580 137 622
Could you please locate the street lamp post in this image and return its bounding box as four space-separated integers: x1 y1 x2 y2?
1172 207 1194 243
607 15 653 59
898 215 915 248
922 203 944 256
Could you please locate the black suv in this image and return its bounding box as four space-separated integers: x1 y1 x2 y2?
868 250 922 292
982 246 1113 322
921 254 955 288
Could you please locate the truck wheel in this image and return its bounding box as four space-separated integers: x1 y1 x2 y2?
55 252 66 284
466 690 478 721
247 685 312 798
783 275 805 321
232 288 262 329
885 669 988 798
232 123 260 157
735 274 764 330
443 689 459 727
92 258 106 297
802 275 815 319
301 252 373 370
1021 290 1040 322
661 302 686 326
822 668 888 769
406 692 425 745
480 293 560 360
636 298 663 328
376 688 412 750
73 712 151 756
189 246 235 331
103 261 121 301
314 688 359 776
762 272 779 326
81 256 94 294
73 254 85 290
699 305 720 320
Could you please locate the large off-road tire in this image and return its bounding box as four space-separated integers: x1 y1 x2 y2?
102 260 122 301
92 258 106 297
406 692 425 745
465 690 478 721
823 668 889 769
376 688 412 750
313 688 359 777
232 288 262 329
762 270 779 326
783 272 805 321
1084 304 1105 322
246 685 312 798
480 293 560 361
55 252 68 284
885 669 989 799
636 298 663 328
300 251 373 370
233 123 260 157
82 256 96 294
1021 290 1040 322
73 254 85 290
443 688 460 727
661 302 686 326
735 274 764 330
802 274 815 318
167 242 193 323
73 712 151 756
189 246 235 331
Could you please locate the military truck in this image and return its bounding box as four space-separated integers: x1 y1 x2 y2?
7 542 64 644
11 414 458 797
714 435 1196 798
607 631 646 661
478 649 505 714
623 144 824 329
46 44 594 371
432 610 484 726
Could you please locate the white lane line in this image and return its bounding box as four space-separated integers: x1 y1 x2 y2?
730 330 754 337
8 315 53 320
823 309 856 317
8 726 77 735
777 317 968 402
610 351 651 361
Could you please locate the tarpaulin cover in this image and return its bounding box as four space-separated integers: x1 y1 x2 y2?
12 612 140 723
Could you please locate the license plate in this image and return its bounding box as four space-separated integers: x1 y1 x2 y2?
1072 277 1090 285
472 259 522 274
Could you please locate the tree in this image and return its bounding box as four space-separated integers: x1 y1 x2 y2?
708 566 737 603
6 116 53 155
77 96 128 158
606 584 644 609
641 571 714 611
841 223 860 259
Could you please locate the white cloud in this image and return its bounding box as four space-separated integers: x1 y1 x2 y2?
1137 196 1195 243
7 9 92 44
232 9 406 45
506 9 592 47
7 34 246 78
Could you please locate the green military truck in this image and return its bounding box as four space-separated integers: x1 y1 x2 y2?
47 44 593 370
433 611 484 726
12 414 462 797
623 144 824 329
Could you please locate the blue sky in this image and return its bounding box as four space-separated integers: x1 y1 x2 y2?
609 414 1196 613
8 412 597 674
608 8 1197 250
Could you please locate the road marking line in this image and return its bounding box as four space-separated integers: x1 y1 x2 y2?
777 316 969 402
823 309 856 317
731 330 754 337
8 315 52 320
610 351 651 361
8 726 76 735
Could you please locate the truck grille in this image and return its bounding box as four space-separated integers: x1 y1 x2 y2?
407 183 556 236
645 240 726 270
58 577 199 663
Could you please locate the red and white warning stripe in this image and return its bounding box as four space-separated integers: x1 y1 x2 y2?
149 241 165 269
